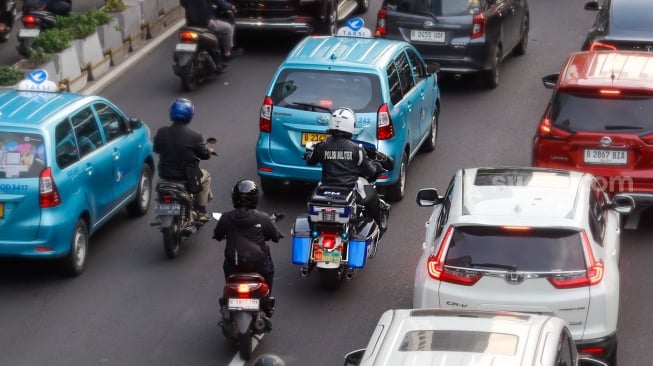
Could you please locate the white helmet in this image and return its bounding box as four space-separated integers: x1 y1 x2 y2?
328 107 356 135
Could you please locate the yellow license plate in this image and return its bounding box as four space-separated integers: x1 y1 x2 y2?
301 132 328 146
0 202 3 218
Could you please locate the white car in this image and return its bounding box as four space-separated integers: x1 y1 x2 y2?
413 167 634 366
344 308 609 366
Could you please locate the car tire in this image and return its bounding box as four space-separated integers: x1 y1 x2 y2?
357 0 369 13
384 152 407 202
126 164 152 217
420 109 438 153
61 219 89 277
513 14 529 56
482 46 501 89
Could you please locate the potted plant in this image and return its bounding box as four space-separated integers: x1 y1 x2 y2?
0 66 25 87
104 0 144 52
32 27 86 92
60 10 111 81
92 6 127 65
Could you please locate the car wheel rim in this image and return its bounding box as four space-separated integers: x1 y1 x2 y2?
73 226 87 268
399 158 406 196
139 173 151 210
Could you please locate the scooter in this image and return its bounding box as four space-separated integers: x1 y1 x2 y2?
292 141 392 290
15 8 56 57
214 212 281 361
151 138 218 258
0 0 17 43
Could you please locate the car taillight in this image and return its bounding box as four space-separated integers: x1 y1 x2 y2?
471 13 486 39
375 7 387 37
40 167 62 208
537 116 572 140
426 226 482 286
548 230 604 289
640 133 653 145
377 104 394 140
589 42 617 51
260 96 273 133
179 30 199 41
578 346 606 357
22 15 37 27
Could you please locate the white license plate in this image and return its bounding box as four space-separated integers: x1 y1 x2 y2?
228 298 260 310
154 203 181 215
18 28 40 38
410 30 445 43
175 43 197 52
584 149 628 165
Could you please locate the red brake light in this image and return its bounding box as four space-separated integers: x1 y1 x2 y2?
40 168 61 208
259 96 273 133
321 234 337 249
589 42 617 51
159 192 176 204
237 284 251 294
22 15 37 27
427 226 482 286
640 133 653 145
537 116 572 140
471 13 486 39
599 89 621 96
548 230 604 289
179 31 199 41
375 7 387 37
579 346 606 357
377 104 394 140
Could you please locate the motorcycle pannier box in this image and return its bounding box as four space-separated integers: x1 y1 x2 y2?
348 239 367 268
292 216 311 265
308 186 355 224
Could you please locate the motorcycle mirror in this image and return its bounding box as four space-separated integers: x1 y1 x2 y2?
206 137 217 144
305 141 317 150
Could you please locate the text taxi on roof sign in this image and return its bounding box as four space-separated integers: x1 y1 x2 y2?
15 69 61 92
336 17 373 38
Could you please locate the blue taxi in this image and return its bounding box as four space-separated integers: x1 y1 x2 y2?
255 18 441 201
0 70 155 276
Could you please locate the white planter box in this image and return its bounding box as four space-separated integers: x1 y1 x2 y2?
111 2 144 52
158 0 183 26
97 18 129 66
52 46 87 92
139 0 164 38
71 33 111 81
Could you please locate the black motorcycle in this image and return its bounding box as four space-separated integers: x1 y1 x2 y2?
16 9 56 57
0 0 17 43
152 138 218 258
292 141 392 290
172 9 236 91
216 212 282 361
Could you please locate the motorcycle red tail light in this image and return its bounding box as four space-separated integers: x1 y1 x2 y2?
23 15 37 26
237 284 251 294
179 31 199 41
159 193 175 204
321 234 337 249
226 282 269 298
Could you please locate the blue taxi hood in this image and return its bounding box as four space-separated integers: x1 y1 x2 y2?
0 89 87 125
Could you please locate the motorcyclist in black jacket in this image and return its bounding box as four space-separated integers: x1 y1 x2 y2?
180 0 241 62
213 180 283 292
153 98 215 222
304 107 391 231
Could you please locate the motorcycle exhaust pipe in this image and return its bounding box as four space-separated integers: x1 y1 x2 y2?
345 268 357 280
300 266 311 277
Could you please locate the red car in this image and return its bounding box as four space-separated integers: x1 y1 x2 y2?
533 50 652 228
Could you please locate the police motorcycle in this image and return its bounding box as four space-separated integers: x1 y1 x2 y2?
292 140 392 290
151 138 218 259
172 2 236 91
15 5 57 57
214 211 282 361
0 0 17 42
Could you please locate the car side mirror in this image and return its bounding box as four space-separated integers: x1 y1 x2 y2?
128 117 143 130
344 349 365 366
608 194 635 215
416 188 443 207
542 73 559 89
584 0 599 11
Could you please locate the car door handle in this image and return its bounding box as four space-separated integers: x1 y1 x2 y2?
420 91 425 101
85 164 94 176
407 102 412 112
113 148 120 161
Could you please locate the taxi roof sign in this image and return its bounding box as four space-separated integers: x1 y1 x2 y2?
336 17 372 38
15 69 59 92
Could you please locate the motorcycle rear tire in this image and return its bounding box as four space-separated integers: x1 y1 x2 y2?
318 268 343 291
238 331 252 360
163 217 181 259
180 61 199 92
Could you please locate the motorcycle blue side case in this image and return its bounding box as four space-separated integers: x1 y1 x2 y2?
348 218 379 268
291 215 311 265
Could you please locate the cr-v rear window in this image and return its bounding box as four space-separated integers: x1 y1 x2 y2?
386 0 480 16
444 227 586 272
270 69 382 113
551 94 653 133
0 131 46 179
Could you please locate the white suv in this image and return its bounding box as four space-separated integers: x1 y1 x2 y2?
344 309 609 366
413 167 634 366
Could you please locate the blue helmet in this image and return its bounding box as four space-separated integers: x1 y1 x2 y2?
169 98 194 123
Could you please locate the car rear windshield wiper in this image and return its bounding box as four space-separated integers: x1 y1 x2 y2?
290 102 331 113
604 125 643 130
469 262 518 271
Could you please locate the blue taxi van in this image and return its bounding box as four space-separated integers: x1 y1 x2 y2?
0 70 155 276
255 18 441 201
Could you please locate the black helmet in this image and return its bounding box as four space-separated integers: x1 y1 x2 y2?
252 354 286 366
232 179 259 209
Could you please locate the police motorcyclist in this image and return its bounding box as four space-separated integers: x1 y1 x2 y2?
304 107 391 231
179 0 242 64
213 180 283 294
153 98 215 223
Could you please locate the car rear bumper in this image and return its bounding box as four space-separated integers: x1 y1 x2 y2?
235 17 316 34
575 332 617 364
418 44 494 74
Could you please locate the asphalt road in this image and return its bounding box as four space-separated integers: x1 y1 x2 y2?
1 0 653 365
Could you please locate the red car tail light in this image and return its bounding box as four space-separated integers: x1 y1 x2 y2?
427 226 482 286
259 96 273 133
589 42 617 51
548 231 604 289
39 168 62 208
640 133 653 145
471 13 487 39
375 7 387 37
377 104 394 140
537 117 572 140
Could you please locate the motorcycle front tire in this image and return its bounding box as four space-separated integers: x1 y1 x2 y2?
163 216 181 259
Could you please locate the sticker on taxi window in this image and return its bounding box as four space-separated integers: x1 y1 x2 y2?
337 17 372 38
